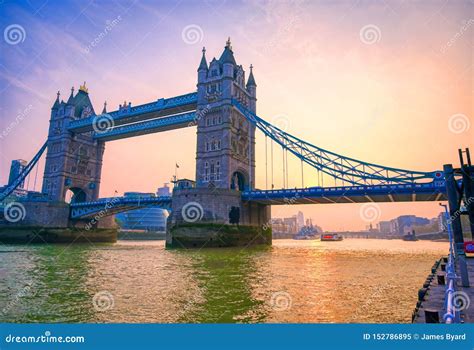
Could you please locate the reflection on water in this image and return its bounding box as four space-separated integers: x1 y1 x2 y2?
0 239 447 323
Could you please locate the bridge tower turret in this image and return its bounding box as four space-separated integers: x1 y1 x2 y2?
195 38 256 191
42 83 105 203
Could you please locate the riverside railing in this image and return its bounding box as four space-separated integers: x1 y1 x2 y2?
441 204 459 323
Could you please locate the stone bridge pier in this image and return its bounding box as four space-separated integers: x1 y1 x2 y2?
167 188 271 248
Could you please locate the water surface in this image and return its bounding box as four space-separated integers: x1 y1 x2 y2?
0 239 447 323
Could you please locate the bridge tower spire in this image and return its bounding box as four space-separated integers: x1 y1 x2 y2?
42 85 105 203
195 39 256 191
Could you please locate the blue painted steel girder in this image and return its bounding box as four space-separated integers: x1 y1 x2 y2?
0 142 47 202
70 196 172 219
242 181 447 205
68 92 198 134
232 99 443 186
93 111 198 141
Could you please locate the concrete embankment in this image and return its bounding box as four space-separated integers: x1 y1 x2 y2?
413 256 474 323
166 223 272 248
0 226 117 243
118 231 166 240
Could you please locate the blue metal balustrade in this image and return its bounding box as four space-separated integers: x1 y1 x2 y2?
94 111 198 141
68 92 198 133
70 196 172 219
242 182 447 205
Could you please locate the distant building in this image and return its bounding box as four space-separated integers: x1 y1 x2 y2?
8 159 27 189
391 215 430 235
157 184 171 196
283 216 298 234
272 215 322 238
115 191 169 232
271 217 298 238
296 211 305 229
377 220 392 234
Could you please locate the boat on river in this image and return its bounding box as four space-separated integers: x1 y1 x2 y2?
320 233 344 241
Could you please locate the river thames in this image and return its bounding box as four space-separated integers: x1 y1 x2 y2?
0 239 448 323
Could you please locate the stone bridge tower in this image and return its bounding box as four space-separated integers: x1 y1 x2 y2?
42 84 105 203
168 40 270 248
195 39 257 191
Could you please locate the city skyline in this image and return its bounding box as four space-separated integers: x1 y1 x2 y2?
1 1 472 230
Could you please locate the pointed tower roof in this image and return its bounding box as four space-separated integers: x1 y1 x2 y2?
52 91 60 109
246 64 256 87
73 86 95 118
102 101 107 114
198 47 208 71
219 37 236 65
67 87 75 105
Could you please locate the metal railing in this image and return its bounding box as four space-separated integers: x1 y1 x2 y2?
441 204 459 323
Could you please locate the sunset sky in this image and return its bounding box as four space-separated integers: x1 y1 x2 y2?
0 0 472 230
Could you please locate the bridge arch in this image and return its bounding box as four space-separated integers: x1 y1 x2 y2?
231 170 248 191
65 187 87 204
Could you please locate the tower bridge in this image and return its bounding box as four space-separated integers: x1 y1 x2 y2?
2 38 468 248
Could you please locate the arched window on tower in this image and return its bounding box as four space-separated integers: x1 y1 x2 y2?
204 161 209 181
210 161 215 181
216 161 221 180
